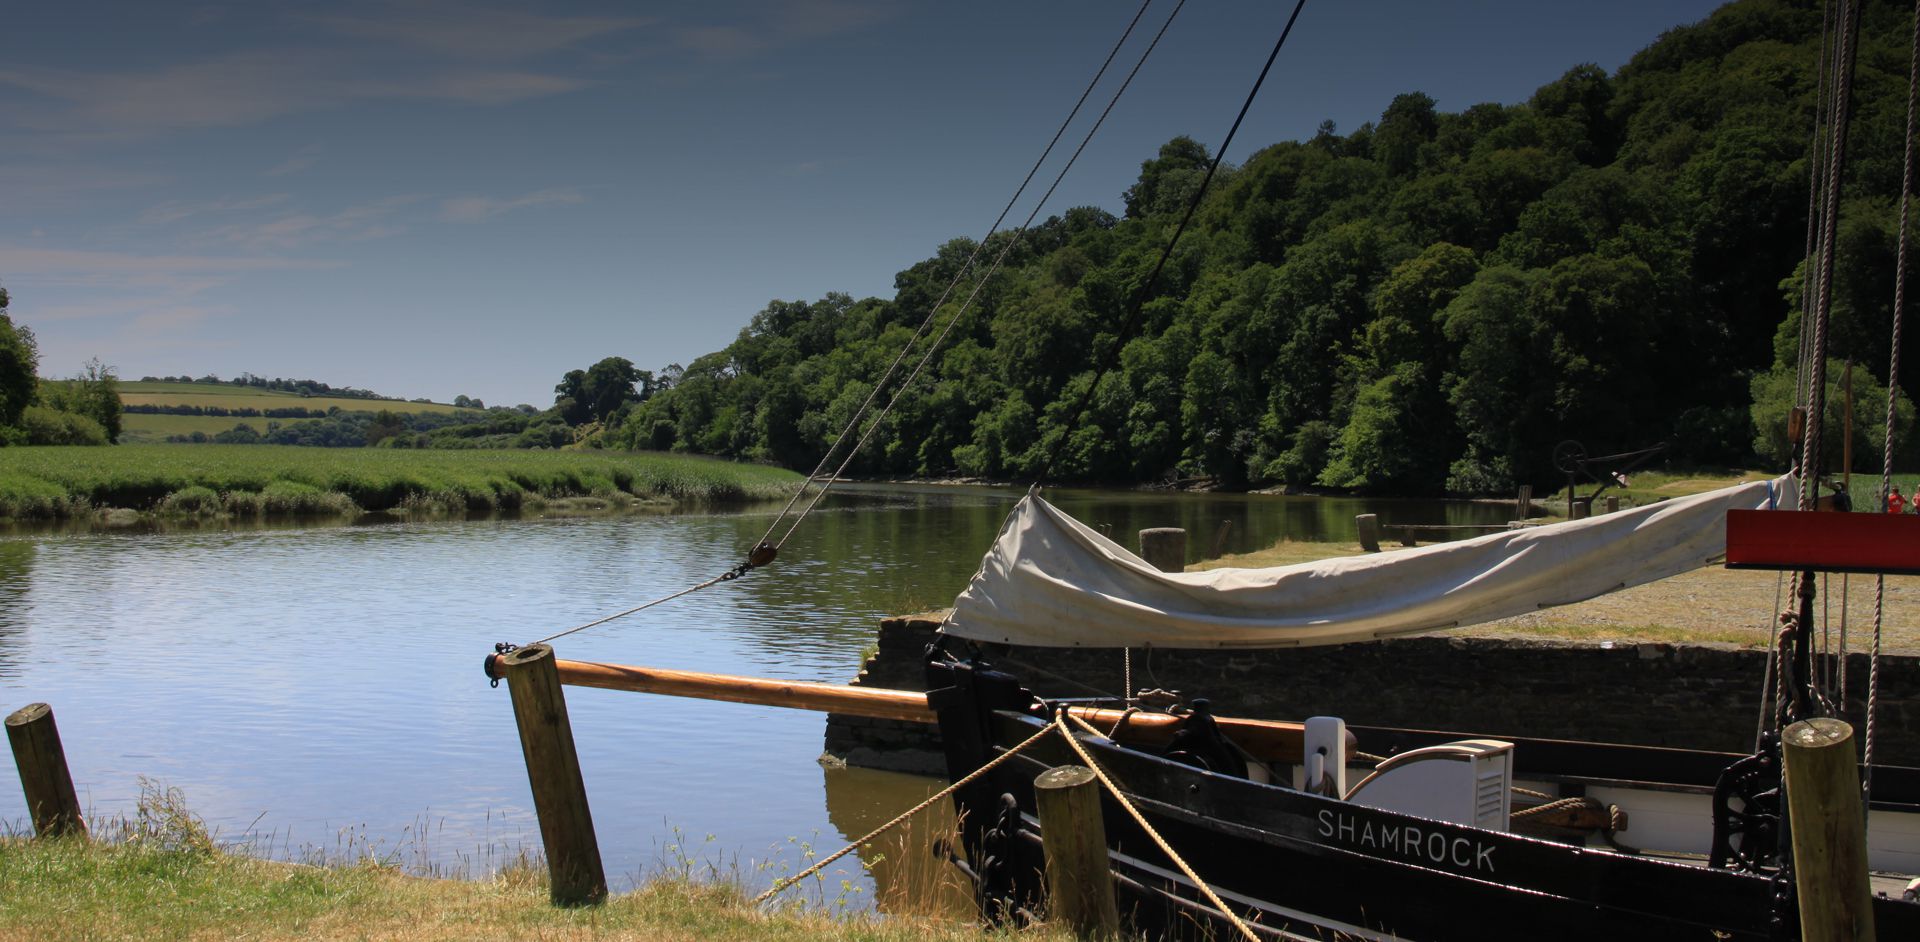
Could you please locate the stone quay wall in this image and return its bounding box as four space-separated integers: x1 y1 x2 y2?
822 615 1920 775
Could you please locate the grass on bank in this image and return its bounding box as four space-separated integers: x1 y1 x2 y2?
1197 468 1920 653
0 445 804 519
0 787 1063 942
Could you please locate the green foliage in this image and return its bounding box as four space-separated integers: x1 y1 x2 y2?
40 359 123 442
18 405 108 446
0 286 38 430
1749 359 1913 470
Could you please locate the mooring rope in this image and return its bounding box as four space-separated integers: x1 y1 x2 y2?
1058 710 1262 942
752 720 1058 905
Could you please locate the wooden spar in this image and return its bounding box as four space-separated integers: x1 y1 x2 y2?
553 659 934 723
547 657 1340 763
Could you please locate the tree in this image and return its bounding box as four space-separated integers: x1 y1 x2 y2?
554 357 650 426
0 286 39 430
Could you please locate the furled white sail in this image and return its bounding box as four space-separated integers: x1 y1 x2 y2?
941 478 1794 648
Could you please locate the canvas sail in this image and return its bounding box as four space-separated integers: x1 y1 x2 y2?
940 478 1794 648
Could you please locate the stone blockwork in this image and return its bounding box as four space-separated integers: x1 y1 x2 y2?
823 614 1920 775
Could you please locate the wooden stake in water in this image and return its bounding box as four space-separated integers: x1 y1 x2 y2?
5 702 86 839
499 643 607 906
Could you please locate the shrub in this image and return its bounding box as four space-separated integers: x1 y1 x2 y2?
157 486 222 515
19 406 107 446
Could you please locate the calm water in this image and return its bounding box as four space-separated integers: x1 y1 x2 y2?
0 483 1507 903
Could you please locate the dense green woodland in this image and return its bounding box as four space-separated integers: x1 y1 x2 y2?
594 0 1920 493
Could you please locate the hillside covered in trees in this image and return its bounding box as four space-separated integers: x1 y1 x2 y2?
607 1 1919 493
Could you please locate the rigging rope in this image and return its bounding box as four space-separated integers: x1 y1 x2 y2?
1800 0 1864 506
512 0 1182 645
766 0 1193 552
1037 0 1309 482
750 0 1161 554
1868 0 1920 781
1798 0 1839 419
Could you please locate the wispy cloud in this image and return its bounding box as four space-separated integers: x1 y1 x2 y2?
188 195 425 250
310 3 653 60
137 194 292 227
0 52 590 136
672 0 901 60
263 146 322 177
440 187 583 223
0 244 342 332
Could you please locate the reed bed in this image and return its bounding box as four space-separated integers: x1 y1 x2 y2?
0 445 803 519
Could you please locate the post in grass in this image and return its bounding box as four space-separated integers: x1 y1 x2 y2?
6 702 86 839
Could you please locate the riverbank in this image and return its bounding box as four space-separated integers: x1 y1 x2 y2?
0 445 803 520
0 835 1058 942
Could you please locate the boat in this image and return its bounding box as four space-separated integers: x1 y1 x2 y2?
913 479 1920 939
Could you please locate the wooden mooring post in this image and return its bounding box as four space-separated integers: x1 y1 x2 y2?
5 702 85 839
1516 484 1532 521
497 643 607 906
1138 527 1186 573
1034 765 1119 939
1782 717 1874 941
1356 514 1381 553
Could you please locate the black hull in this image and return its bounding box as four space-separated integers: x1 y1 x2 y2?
928 659 1920 941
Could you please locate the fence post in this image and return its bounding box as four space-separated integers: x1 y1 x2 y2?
1516 484 1533 520
1356 514 1381 553
1138 528 1187 573
1783 718 1875 942
1035 765 1119 938
5 703 85 839
498 643 607 906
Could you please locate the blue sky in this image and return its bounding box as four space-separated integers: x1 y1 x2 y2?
2 0 1727 408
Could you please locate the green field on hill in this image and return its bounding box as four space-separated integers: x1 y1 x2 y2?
117 381 465 415
0 445 802 518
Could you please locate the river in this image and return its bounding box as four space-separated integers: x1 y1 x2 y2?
0 482 1511 906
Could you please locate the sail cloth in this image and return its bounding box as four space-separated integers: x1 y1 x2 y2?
941 477 1795 649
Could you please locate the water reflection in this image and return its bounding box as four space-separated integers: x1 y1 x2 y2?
0 539 29 678
819 763 972 917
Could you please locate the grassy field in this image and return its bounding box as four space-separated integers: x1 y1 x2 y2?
0 445 803 518
116 381 467 415
0 788 1053 942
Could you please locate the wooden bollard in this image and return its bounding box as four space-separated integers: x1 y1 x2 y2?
1516 484 1533 520
1782 717 1875 942
1605 496 1620 515
1356 514 1381 553
1138 528 1186 573
1035 765 1119 938
6 703 85 839
498 644 607 906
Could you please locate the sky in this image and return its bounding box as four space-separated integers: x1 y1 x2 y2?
2 0 1731 409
